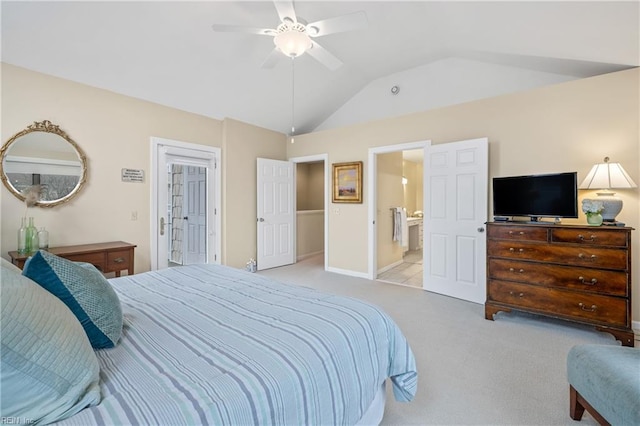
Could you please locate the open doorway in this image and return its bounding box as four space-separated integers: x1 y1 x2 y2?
377 149 424 287
367 141 429 286
150 137 221 271
375 149 424 288
291 154 329 271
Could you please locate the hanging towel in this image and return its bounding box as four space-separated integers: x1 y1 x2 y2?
392 207 409 249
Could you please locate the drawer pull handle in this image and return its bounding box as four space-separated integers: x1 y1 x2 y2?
577 234 597 241
508 248 525 253
509 291 524 298
578 303 597 312
578 276 598 285
509 268 525 273
578 253 597 260
508 231 525 235
113 257 125 263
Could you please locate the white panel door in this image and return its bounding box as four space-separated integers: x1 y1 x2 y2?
424 138 488 304
257 158 294 271
184 166 207 265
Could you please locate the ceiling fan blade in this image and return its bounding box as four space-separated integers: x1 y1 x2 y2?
211 24 273 36
306 11 368 37
307 41 343 71
273 0 297 24
261 48 283 69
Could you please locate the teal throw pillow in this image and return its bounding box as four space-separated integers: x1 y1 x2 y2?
1 260 101 424
23 250 123 349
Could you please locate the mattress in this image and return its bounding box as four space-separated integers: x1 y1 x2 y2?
58 264 417 425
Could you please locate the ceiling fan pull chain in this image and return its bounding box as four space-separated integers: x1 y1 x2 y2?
291 57 295 143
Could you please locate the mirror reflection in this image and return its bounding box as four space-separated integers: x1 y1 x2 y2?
0 120 87 207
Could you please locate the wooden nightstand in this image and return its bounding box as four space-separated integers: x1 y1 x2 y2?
9 241 136 277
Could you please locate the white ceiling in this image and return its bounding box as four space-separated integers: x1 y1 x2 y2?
2 1 638 135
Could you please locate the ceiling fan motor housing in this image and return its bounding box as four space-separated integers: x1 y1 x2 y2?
274 22 312 57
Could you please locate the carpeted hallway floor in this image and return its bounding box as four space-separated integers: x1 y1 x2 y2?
259 254 634 425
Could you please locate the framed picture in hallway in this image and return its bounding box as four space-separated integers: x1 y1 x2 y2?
332 161 363 203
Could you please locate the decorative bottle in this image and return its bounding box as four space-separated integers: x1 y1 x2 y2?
38 227 49 249
25 217 37 253
17 217 27 254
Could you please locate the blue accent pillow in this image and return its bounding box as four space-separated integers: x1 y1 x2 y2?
1 259 101 423
23 250 123 349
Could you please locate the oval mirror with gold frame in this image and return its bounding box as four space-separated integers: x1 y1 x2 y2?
0 120 87 207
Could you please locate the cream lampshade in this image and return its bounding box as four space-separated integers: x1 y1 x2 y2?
579 157 637 222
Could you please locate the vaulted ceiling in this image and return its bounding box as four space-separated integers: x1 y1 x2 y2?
2 1 638 135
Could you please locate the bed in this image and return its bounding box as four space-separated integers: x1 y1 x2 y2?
2 257 417 425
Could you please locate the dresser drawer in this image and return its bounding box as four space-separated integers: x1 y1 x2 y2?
551 228 628 247
63 252 106 271
487 225 548 241
488 241 628 270
488 259 628 296
488 280 629 327
105 250 132 273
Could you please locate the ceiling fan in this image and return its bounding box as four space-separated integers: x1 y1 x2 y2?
211 1 368 71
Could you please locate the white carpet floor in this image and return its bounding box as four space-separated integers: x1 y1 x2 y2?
258 254 630 425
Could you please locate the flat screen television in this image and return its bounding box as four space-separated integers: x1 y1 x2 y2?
492 172 578 221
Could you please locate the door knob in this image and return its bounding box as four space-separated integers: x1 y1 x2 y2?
258 218 265 222
477 227 485 233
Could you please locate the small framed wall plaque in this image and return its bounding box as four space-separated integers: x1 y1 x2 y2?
121 168 144 183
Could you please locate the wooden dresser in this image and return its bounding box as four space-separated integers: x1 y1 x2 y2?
485 222 634 346
9 241 136 277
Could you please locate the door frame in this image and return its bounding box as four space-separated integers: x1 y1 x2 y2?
150 137 221 270
290 154 329 271
367 140 431 280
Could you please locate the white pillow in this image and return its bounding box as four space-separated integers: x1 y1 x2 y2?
0 261 101 424
0 257 22 273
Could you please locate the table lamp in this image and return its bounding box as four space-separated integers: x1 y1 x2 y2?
579 157 637 223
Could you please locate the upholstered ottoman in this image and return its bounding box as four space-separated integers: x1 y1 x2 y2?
567 344 640 425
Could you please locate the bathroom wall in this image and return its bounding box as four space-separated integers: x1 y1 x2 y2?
376 152 404 272
403 160 423 215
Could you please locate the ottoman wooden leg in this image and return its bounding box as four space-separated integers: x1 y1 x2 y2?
570 385 585 421
570 384 611 425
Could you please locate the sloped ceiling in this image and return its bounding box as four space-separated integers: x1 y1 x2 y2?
1 1 638 135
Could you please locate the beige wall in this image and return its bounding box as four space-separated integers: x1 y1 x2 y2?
1 64 286 271
296 161 324 210
296 163 310 210
296 211 324 259
287 68 640 319
221 118 287 268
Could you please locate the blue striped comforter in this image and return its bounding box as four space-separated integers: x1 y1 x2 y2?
59 264 417 425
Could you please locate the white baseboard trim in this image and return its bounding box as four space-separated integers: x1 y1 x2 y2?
632 320 640 336
377 259 403 274
326 266 369 279
296 250 324 261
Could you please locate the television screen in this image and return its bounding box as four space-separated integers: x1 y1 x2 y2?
492 172 578 220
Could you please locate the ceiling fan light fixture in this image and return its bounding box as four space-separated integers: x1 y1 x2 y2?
274 27 312 57
307 25 319 36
